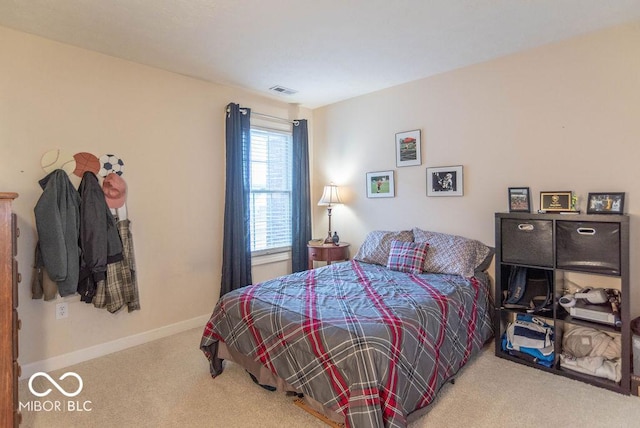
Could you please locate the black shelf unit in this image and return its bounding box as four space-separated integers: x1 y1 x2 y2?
494 212 630 394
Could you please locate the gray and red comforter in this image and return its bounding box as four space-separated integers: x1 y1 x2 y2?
201 260 493 428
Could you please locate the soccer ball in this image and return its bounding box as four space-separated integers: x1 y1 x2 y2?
99 154 125 177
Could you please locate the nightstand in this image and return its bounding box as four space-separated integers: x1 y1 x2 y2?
307 243 350 270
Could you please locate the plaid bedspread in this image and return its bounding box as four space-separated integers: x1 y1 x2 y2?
200 261 493 428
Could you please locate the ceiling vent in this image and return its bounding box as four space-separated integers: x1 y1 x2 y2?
269 85 298 95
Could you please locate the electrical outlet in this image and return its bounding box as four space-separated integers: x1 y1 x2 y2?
56 302 68 320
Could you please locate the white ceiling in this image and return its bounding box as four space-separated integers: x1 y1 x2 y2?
2 1 640 109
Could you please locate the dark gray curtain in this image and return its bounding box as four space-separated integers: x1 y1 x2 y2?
220 103 252 296
291 119 312 272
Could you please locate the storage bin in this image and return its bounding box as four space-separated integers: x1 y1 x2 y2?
556 221 620 275
501 219 553 267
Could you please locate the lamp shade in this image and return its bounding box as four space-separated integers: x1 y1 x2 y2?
318 184 343 206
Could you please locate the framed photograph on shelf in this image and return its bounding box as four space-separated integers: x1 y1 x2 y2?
540 191 572 212
395 129 421 167
366 170 395 198
587 192 625 214
508 187 531 213
426 165 463 197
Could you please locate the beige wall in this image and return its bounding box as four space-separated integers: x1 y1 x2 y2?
312 23 640 317
3 20 639 368
0 26 310 367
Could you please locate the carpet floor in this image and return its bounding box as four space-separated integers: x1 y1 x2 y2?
18 327 640 427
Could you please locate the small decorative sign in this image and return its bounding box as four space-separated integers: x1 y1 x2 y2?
540 191 572 212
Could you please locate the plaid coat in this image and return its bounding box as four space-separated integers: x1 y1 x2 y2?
93 219 140 312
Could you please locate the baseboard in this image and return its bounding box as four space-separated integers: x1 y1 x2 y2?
20 314 211 380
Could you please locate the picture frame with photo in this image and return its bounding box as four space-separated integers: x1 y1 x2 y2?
587 192 625 214
508 187 531 212
366 170 395 198
426 165 463 197
395 129 421 167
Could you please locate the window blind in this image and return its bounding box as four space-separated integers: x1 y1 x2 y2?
250 127 292 253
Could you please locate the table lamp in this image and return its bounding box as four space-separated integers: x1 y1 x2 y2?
317 183 343 244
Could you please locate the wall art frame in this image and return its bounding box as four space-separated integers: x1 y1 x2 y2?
426 165 463 197
395 129 421 167
366 170 395 198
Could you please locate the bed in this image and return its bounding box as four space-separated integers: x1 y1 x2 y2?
200 229 495 428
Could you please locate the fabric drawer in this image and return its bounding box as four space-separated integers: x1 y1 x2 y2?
501 219 553 267
556 221 620 275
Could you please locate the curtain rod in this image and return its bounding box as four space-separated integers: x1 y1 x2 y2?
227 106 300 126
252 111 300 126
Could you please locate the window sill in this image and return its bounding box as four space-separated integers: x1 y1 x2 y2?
251 251 291 266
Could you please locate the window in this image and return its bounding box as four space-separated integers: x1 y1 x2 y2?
249 127 292 254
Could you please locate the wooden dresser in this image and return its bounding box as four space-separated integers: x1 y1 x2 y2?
0 193 20 427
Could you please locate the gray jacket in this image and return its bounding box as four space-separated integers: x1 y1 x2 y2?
34 169 81 297
77 171 123 303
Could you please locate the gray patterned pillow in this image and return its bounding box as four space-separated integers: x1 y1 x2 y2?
354 230 414 266
413 228 494 277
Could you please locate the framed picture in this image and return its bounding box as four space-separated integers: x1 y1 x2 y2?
540 191 572 212
508 187 531 213
587 192 625 214
366 170 395 198
395 129 421 167
426 165 463 197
